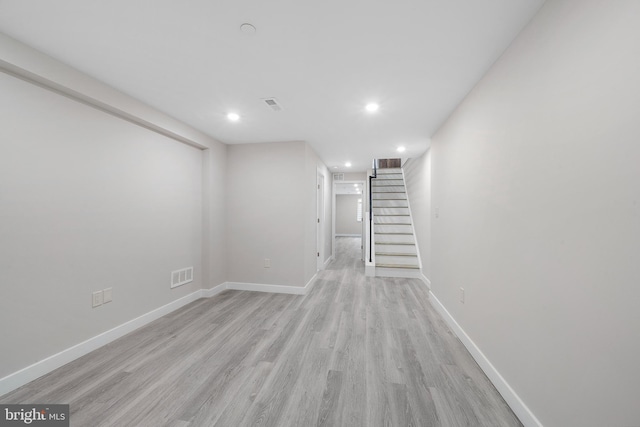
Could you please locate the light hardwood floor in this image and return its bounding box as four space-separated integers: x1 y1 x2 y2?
0 237 522 427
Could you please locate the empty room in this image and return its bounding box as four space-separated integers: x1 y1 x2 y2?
1 1 639 426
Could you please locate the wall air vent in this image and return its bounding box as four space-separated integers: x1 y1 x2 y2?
171 266 194 289
262 98 283 111
333 173 344 181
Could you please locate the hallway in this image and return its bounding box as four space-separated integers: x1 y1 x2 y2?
1 237 520 426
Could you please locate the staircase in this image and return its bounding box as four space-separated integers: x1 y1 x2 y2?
371 167 421 278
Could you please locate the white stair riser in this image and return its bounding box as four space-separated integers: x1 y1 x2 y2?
372 185 405 193
371 193 407 200
376 255 419 266
375 173 403 179
372 200 409 208
372 193 407 200
376 168 402 173
375 267 422 279
375 244 417 254
375 224 413 234
375 234 414 244
372 179 404 186
372 207 409 215
374 216 411 224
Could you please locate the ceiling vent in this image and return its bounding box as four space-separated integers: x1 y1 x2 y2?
262 98 283 112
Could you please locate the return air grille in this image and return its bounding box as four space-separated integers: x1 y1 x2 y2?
171 266 193 288
262 98 283 111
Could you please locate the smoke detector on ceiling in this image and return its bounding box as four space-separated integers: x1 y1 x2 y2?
240 23 256 35
262 98 283 112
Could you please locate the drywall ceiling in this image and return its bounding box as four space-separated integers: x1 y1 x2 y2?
0 0 543 172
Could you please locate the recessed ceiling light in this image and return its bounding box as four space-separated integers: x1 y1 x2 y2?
365 103 379 113
345 162 352 167
333 166 338 169
227 112 240 122
353 184 358 187
397 146 406 153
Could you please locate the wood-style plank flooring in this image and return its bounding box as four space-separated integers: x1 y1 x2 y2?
0 237 522 426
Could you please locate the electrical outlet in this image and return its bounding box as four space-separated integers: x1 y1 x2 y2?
460 287 465 304
264 258 271 268
103 288 113 303
92 291 103 308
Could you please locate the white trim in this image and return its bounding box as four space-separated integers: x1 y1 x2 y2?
0 274 320 397
225 273 318 296
305 272 319 293
0 289 205 396
227 282 305 294
333 179 366 264
335 233 361 237
323 255 334 269
317 170 325 271
201 282 228 298
420 273 431 290
427 290 543 427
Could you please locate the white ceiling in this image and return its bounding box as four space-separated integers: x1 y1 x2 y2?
0 0 543 172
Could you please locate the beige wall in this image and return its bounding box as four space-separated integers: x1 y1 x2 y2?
427 1 640 426
336 195 362 235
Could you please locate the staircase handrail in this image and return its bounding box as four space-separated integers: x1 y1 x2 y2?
368 159 378 262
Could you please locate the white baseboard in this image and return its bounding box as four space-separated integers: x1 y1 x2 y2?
0 289 204 397
428 291 543 427
201 282 228 298
335 234 361 237
365 263 375 277
420 273 431 290
323 255 334 269
0 274 320 398
225 273 318 296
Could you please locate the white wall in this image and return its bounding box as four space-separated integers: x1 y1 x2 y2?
0 35 228 388
202 143 228 289
336 195 362 235
342 172 367 181
226 141 328 287
323 171 333 264
403 150 431 279
304 144 330 282
428 1 640 426
0 72 205 378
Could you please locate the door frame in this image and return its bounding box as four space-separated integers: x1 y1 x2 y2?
332 180 366 261
317 171 325 271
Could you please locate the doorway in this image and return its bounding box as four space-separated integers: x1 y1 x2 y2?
332 180 366 261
